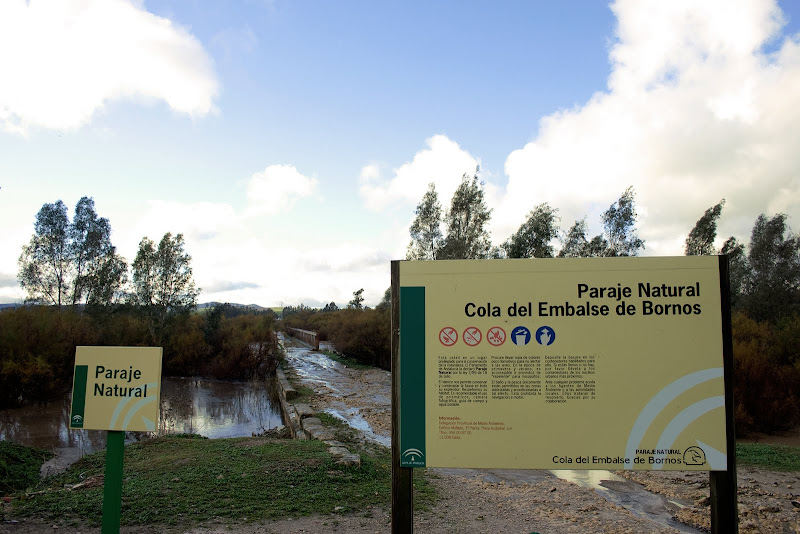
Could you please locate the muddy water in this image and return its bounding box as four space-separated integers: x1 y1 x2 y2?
285 339 701 533
0 377 282 457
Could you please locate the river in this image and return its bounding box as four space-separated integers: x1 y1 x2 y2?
0 377 283 457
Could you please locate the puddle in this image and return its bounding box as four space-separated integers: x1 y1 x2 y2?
551 470 700 533
325 407 391 447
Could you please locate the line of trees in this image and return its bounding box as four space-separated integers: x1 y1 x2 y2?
17 197 199 344
1 198 278 408
407 172 645 261
683 200 800 432
303 178 800 435
0 304 278 407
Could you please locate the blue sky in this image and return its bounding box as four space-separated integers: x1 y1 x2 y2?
2 0 800 307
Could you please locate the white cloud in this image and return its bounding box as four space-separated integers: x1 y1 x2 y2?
494 0 800 256
359 134 480 212
0 0 219 134
245 164 318 216
130 200 240 243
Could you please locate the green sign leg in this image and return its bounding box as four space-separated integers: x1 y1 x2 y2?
102 431 125 534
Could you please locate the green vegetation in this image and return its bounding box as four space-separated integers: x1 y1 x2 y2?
17 197 127 310
0 305 279 408
284 307 390 370
7 435 434 526
322 350 373 370
0 441 53 494
3 197 282 409
736 443 800 471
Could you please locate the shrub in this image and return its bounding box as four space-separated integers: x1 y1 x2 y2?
0 441 52 494
732 312 800 434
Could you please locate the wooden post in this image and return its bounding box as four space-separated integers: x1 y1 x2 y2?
391 261 414 533
102 430 125 534
710 255 738 533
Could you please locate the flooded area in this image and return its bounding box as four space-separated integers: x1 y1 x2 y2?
284 339 391 447
159 378 283 438
0 377 283 457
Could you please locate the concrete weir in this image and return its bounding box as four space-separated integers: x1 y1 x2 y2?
285 327 319 350
274 342 360 467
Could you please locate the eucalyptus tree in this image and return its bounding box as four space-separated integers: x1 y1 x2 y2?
558 218 606 258
439 172 493 260
557 188 643 258
685 200 725 256
348 288 365 309
741 214 800 322
131 232 199 341
503 203 559 258
407 183 444 260
18 197 126 308
602 186 644 257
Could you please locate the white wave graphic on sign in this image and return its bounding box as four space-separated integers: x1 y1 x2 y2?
625 368 725 470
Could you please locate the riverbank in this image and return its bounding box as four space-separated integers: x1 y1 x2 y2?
1 433 402 532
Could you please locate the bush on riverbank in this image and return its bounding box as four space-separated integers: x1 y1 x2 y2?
0 305 279 408
732 312 800 434
0 441 52 495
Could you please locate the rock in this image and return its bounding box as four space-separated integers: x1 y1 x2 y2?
335 453 361 467
293 403 315 419
695 496 711 507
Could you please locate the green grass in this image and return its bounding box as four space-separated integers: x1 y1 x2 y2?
321 350 373 370
291 384 315 404
9 435 435 527
0 441 53 494
736 442 800 471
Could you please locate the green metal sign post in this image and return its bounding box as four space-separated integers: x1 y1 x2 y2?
102 430 125 534
69 347 163 532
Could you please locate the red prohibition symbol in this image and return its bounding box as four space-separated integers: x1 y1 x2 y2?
439 327 458 346
487 326 506 346
463 326 482 346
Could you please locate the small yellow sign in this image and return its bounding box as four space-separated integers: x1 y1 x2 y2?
69 346 163 432
398 256 730 471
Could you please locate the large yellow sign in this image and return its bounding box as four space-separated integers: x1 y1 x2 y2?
398 256 730 471
69 346 163 432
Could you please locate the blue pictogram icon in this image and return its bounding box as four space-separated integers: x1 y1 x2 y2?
511 326 531 345
536 326 555 346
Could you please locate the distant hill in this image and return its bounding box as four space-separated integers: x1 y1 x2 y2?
0 302 282 315
197 302 276 312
